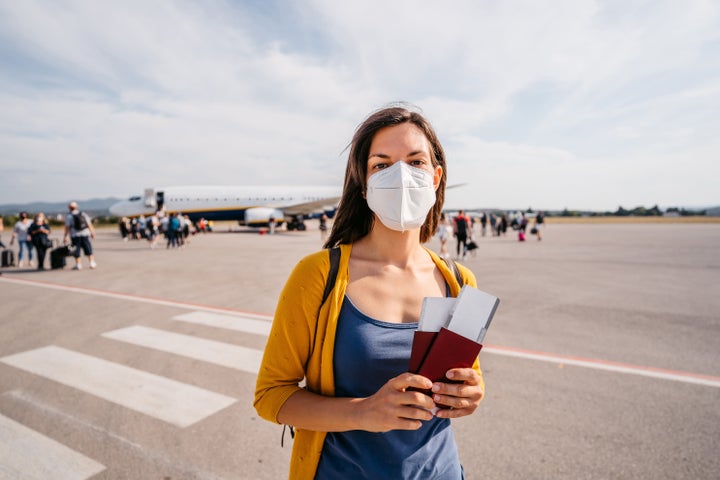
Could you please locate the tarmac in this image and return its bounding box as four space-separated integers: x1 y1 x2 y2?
1 221 719 479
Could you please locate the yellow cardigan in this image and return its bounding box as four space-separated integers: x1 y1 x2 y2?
254 243 483 479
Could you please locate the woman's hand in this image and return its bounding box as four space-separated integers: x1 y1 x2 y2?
355 373 437 432
430 368 484 419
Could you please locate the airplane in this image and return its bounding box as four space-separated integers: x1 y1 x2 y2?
109 186 342 230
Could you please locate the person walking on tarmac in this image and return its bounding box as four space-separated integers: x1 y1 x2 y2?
28 213 51 270
0 214 6 249
453 209 471 259
63 202 97 270
10 211 34 267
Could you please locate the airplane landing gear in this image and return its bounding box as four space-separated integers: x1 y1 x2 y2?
286 215 307 231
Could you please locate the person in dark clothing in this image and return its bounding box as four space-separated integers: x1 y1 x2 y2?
28 213 51 270
534 211 545 241
500 214 508 236
453 210 470 259
167 212 181 249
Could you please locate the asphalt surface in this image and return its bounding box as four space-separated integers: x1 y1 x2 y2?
1 222 718 479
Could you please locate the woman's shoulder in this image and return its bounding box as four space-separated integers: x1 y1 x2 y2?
293 244 350 274
283 246 349 299
455 262 477 287
288 248 337 281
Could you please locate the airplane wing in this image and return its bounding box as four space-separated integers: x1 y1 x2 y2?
279 196 342 216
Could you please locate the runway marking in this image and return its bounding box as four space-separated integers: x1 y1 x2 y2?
0 413 106 480
102 325 263 374
0 276 272 320
2 276 719 388
483 345 720 388
0 346 236 428
173 311 271 336
2 390 227 480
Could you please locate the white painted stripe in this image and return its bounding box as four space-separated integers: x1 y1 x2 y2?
3 277 719 389
2 390 226 480
483 346 720 388
0 413 105 480
0 346 236 428
173 311 271 336
102 326 263 374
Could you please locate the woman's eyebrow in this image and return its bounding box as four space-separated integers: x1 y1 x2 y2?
369 150 427 159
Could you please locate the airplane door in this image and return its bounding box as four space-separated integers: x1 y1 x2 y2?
144 189 157 208
156 191 165 211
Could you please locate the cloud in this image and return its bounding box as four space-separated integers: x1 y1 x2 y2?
0 0 718 209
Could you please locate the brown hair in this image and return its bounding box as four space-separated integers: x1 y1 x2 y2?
324 105 447 248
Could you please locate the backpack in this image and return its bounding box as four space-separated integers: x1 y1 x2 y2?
73 212 89 231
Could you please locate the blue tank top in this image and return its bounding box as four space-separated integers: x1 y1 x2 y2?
315 296 463 480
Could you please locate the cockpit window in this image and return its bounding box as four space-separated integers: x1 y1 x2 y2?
129 196 141 201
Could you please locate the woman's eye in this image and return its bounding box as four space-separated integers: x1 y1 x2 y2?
410 159 426 166
373 163 388 170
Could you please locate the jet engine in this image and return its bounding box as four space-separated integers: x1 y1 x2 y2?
241 207 285 227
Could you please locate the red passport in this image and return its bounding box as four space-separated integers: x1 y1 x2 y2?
408 286 499 396
411 327 483 382
408 330 438 374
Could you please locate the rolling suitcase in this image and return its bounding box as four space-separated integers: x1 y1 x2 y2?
50 245 71 270
2 249 15 267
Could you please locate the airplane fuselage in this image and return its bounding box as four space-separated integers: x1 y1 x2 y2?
110 186 342 227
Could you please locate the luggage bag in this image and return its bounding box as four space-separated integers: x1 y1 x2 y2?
2 249 15 267
50 245 73 270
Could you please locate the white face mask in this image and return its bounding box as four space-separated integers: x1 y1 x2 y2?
366 161 436 232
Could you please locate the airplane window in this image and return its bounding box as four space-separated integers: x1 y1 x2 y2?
129 196 141 201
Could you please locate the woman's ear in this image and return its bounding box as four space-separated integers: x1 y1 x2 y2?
433 166 443 191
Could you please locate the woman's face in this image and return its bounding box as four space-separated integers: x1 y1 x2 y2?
366 122 442 188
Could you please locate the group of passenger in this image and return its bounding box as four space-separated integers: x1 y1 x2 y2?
436 210 475 259
0 202 97 270
436 209 546 258
5 211 46 268
119 212 204 249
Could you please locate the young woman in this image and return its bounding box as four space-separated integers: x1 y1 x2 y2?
254 105 484 479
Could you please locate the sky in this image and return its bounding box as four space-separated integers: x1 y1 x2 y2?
1 0 718 211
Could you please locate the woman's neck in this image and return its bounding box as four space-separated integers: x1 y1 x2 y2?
354 222 426 267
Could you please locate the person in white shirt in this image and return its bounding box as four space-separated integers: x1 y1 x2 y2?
10 212 33 267
63 202 97 270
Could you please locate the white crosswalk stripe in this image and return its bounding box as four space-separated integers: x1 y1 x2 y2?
0 413 106 480
0 346 236 428
102 325 264 374
173 311 272 336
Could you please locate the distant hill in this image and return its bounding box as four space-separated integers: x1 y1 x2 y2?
706 206 720 216
0 197 122 217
